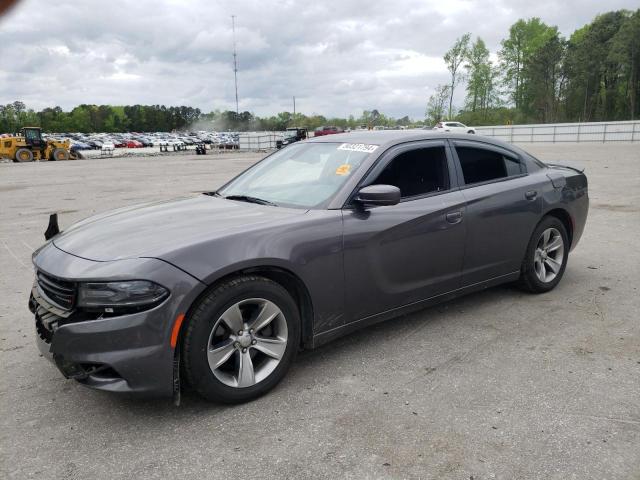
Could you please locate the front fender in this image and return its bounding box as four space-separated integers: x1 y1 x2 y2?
163 210 347 334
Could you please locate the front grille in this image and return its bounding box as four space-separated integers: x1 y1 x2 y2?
35 304 61 344
36 271 76 310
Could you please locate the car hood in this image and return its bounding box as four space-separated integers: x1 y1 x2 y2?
53 195 307 262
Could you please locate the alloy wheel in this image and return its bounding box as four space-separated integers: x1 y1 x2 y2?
207 298 288 388
533 227 564 283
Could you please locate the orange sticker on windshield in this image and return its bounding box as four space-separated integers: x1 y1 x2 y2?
335 164 351 175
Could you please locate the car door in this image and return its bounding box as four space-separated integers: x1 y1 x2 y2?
442 122 456 133
450 140 544 285
342 140 467 322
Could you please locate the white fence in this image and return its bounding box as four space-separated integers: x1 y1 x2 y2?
238 132 284 150
237 123 640 148
475 120 640 143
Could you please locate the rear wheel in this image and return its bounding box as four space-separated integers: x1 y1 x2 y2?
518 216 569 293
51 148 69 161
183 275 300 403
15 148 33 162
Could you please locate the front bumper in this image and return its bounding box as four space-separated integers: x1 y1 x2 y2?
31 242 205 397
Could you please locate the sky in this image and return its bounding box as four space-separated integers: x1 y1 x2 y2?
0 0 638 119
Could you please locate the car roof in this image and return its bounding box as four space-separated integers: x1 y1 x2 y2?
305 130 518 152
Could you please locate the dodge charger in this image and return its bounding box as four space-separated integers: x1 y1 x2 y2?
29 131 589 403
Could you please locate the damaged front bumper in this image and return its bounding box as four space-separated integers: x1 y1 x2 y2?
30 241 205 397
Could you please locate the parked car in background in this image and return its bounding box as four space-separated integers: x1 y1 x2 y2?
276 127 308 149
133 137 153 147
69 141 91 152
434 121 476 134
314 126 344 136
158 138 186 150
30 130 588 404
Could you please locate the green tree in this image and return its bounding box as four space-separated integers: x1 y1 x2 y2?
564 10 638 121
609 9 640 119
499 18 558 112
443 33 471 118
465 37 493 114
524 32 567 122
425 84 451 124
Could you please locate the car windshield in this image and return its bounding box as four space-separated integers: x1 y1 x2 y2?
284 130 298 138
218 142 372 208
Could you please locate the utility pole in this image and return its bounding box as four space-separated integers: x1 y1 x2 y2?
231 15 239 115
293 96 296 121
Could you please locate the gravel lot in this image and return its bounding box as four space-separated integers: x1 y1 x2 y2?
1 144 639 479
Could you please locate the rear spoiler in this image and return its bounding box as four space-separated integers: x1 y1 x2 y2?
545 162 585 174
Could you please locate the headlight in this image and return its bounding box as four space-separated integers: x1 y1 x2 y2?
77 281 169 311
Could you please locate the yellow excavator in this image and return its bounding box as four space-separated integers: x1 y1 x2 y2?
0 127 73 162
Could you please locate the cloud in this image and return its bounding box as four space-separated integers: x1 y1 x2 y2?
0 0 637 119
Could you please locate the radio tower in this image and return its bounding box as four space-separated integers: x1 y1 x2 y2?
231 15 239 115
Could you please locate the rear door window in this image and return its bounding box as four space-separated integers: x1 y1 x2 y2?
455 146 525 185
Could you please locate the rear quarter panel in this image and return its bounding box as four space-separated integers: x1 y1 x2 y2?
541 166 589 250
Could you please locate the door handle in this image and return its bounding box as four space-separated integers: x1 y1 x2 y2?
525 190 538 200
445 211 463 224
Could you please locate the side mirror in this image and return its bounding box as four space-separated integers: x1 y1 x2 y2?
355 184 401 207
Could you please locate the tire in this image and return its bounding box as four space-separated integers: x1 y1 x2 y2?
183 275 300 403
15 148 34 162
518 216 569 293
467 130 475 134
51 148 69 161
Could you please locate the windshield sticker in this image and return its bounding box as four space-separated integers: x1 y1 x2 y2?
337 143 378 153
335 164 352 176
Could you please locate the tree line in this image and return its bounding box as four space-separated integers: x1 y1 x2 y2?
0 102 410 133
0 103 203 134
428 9 640 125
1 9 637 133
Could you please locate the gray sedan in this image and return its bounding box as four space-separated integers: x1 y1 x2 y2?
29 131 588 403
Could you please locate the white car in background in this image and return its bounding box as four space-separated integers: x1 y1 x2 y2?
434 121 476 134
158 138 186 150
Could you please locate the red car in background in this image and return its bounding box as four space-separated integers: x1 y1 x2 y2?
314 126 344 136
126 140 143 148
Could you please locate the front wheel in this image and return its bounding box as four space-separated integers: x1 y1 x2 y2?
518 216 569 293
15 148 34 162
183 275 300 403
51 148 69 161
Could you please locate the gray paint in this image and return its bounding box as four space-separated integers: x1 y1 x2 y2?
31 132 589 397
33 242 205 396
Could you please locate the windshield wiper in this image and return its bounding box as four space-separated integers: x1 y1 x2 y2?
223 195 277 206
